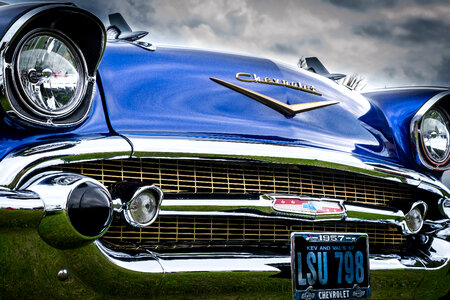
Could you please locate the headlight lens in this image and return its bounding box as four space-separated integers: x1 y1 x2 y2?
405 207 423 233
16 32 85 116
128 191 158 226
421 108 450 164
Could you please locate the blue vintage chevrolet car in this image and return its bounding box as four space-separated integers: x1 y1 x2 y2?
0 2 449 299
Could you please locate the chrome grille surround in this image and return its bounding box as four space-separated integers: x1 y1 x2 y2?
49 158 418 253
52 158 417 207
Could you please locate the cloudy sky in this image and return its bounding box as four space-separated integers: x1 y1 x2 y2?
8 0 450 89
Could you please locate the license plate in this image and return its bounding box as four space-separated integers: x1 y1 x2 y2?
291 233 370 300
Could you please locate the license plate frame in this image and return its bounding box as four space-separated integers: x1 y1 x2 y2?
291 232 370 300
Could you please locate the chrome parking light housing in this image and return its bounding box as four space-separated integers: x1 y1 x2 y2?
404 201 427 234
110 181 163 228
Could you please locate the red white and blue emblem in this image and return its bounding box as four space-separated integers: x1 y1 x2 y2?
270 196 345 220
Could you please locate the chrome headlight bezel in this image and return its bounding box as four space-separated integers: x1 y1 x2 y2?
420 107 450 165
11 29 88 119
0 4 106 129
411 91 450 170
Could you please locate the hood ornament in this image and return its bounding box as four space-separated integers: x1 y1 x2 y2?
210 76 339 116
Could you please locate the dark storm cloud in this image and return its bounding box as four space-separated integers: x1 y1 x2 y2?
355 17 450 45
6 0 447 88
322 0 397 12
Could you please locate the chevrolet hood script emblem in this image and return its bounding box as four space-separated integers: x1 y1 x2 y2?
210 77 339 116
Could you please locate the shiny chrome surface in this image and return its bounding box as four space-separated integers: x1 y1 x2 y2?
0 188 44 228
161 195 411 231
210 77 338 116
0 135 131 189
134 41 157 51
127 136 450 197
0 188 42 207
235 72 321 96
0 3 106 128
111 183 163 228
57 269 69 281
96 236 450 272
440 198 450 218
96 240 163 273
410 90 450 170
1 135 449 198
22 171 113 249
403 201 427 234
0 219 448 299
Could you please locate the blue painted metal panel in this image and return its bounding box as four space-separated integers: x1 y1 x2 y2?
98 42 399 164
0 88 112 161
363 88 447 170
0 2 51 40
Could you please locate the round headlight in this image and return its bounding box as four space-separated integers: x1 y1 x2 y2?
14 30 86 117
405 207 423 233
110 182 162 228
421 108 450 164
127 191 158 226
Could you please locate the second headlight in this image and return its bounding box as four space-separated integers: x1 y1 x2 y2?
420 107 450 166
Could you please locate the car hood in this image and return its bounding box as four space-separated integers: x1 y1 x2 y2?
97 42 426 165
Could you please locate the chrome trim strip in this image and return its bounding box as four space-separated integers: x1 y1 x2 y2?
127 135 450 197
0 188 44 228
160 195 413 232
1 134 449 198
0 189 43 210
0 135 132 189
95 240 164 273
344 204 404 222
95 237 450 272
410 90 450 170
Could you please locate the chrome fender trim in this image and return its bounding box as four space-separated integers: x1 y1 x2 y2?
0 135 132 189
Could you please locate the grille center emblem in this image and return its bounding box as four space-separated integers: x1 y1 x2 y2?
267 195 346 220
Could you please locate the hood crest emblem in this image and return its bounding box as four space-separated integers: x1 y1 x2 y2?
210 74 339 116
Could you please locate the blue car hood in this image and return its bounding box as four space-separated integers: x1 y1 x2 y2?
97 42 436 166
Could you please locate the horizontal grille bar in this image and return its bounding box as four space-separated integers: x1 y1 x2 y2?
50 158 416 207
102 216 407 253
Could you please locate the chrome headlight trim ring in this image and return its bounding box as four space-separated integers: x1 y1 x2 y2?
11 29 88 119
0 3 106 128
420 107 450 165
411 90 450 170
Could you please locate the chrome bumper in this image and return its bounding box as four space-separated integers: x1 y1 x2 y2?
1 189 449 299
1 136 449 298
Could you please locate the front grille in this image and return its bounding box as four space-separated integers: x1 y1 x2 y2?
101 216 407 253
51 158 412 254
51 158 416 207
